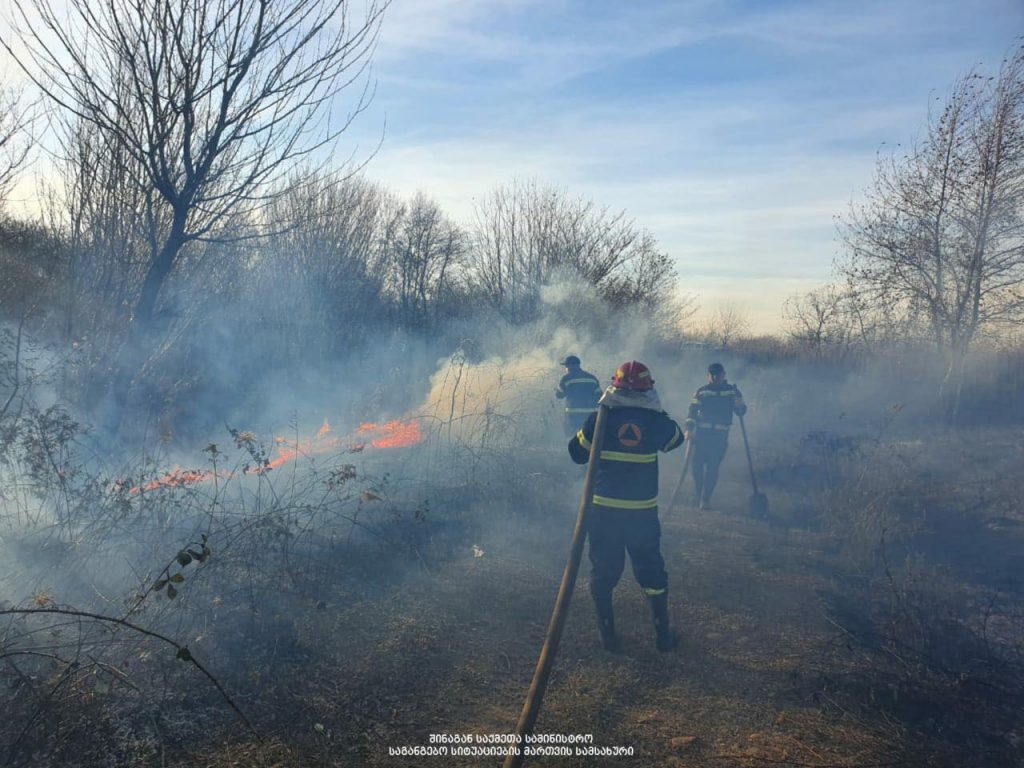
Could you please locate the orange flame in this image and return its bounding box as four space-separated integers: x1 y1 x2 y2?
247 428 341 473
128 468 222 494
356 419 425 449
125 418 424 493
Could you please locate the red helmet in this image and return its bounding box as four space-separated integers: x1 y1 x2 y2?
611 360 654 391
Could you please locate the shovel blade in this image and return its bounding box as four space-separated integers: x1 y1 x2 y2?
749 493 769 520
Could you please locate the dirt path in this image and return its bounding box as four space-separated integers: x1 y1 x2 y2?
182 473 921 767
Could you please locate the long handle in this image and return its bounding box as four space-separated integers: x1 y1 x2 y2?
665 436 694 514
738 413 760 495
503 404 609 768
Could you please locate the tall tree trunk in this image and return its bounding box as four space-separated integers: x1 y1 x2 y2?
100 212 188 438
943 337 969 425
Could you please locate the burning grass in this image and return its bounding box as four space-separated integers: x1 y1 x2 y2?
2 386 1023 766
126 418 425 493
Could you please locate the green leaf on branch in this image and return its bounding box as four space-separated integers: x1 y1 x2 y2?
169 573 185 583
167 584 178 599
176 647 191 662
153 579 168 592
176 551 193 567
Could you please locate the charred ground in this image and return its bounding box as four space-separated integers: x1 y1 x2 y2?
2 399 1022 767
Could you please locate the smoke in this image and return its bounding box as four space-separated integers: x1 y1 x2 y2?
3 266 1023 766
0 270 968 610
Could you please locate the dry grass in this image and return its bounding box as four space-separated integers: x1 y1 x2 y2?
3 427 1024 767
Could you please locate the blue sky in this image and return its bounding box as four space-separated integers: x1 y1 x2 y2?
2 0 1020 330
345 0 1024 329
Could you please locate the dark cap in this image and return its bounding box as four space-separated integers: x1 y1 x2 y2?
708 362 725 376
561 355 581 367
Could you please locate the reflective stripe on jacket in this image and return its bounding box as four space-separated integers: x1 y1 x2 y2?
568 405 683 511
556 368 602 413
684 380 747 432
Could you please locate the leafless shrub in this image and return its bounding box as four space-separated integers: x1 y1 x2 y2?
0 409 446 765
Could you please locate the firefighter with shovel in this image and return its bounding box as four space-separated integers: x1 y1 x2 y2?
568 361 684 652
684 362 747 511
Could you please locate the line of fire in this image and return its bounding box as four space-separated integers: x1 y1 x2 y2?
123 420 425 494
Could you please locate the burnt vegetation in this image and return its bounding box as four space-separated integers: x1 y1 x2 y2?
0 3 1023 766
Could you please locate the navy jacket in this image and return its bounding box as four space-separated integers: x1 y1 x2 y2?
569 406 683 511
556 367 602 415
685 380 747 434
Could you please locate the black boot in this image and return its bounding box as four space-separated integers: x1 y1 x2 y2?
648 591 679 652
593 593 620 652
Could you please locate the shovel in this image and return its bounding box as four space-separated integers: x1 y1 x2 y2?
665 436 694 514
737 414 769 519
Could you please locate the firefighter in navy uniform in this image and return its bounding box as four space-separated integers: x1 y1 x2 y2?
555 355 602 437
684 362 747 510
568 361 684 652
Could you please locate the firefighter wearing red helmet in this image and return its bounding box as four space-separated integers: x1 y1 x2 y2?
611 360 654 391
568 360 684 652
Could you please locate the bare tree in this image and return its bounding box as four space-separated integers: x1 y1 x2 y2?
0 84 34 207
596 238 675 307
254 172 392 359
471 179 556 322
840 47 1024 413
43 117 160 390
3 0 387 427
37 112 267 410
382 191 468 331
697 302 751 349
783 284 859 360
471 178 677 322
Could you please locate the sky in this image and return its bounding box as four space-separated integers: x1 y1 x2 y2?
342 0 1023 330
3 0 1022 331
